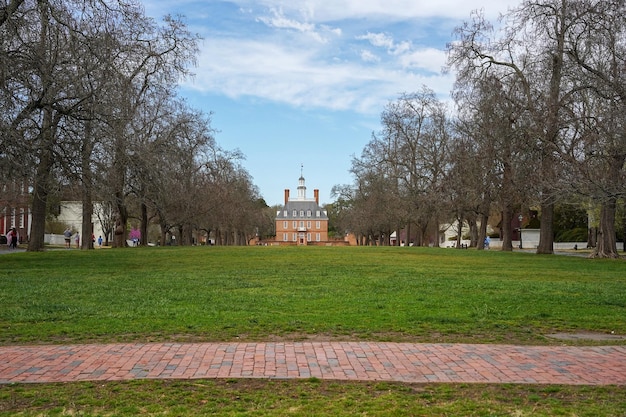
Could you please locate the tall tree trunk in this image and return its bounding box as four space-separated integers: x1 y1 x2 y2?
183 223 193 245
537 201 554 254
112 129 128 248
405 222 412 246
500 154 514 251
587 227 597 248
418 221 428 247
477 214 488 251
469 217 478 248
27 4 54 252
159 216 168 246
28 108 54 252
81 196 93 250
113 196 127 248
537 0 568 255
500 205 513 251
140 202 148 246
593 198 619 258
81 121 94 250
623 200 626 253
28 157 51 252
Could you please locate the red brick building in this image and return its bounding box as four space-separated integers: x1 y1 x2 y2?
275 175 328 245
1 180 31 243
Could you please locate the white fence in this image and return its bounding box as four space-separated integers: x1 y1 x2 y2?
45 234 68 246
443 235 587 250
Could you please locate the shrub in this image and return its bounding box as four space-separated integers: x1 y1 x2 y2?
555 227 587 242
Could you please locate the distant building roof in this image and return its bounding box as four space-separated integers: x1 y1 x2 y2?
276 200 328 219
276 174 328 220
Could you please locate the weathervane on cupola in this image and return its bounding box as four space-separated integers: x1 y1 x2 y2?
297 163 306 200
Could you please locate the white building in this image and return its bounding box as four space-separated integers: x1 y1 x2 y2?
45 201 106 246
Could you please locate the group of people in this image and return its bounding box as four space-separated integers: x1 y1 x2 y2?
5 227 19 249
63 228 104 249
4 228 105 250
63 228 80 249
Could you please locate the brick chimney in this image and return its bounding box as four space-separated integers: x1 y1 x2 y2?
314 189 319 205
284 189 290 205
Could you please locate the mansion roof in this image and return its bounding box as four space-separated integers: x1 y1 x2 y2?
276 200 328 220
277 173 328 220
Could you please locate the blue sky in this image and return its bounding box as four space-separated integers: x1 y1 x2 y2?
143 0 520 206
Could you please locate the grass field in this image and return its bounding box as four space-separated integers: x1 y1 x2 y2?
1 246 625 416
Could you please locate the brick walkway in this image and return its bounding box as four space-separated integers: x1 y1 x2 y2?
1 342 624 385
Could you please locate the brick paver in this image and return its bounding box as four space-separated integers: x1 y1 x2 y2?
1 342 624 385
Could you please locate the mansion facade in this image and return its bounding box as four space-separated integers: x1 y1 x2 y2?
275 175 328 245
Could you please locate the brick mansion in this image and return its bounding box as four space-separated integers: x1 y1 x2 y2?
275 174 329 245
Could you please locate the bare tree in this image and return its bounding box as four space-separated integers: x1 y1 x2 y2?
1 0 95 251
0 0 200 250
564 0 626 258
448 1 583 254
349 88 451 246
450 73 533 251
91 11 199 248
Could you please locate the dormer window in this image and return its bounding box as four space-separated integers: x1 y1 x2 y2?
283 210 287 217
299 210 304 217
292 210 297 216
316 210 320 217
307 210 312 217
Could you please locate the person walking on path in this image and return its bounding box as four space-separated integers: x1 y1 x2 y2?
97 235 103 248
63 228 72 249
6 228 18 249
6 228 13 249
74 232 80 249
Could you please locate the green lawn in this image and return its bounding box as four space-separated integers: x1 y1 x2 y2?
1 246 624 345
1 246 625 416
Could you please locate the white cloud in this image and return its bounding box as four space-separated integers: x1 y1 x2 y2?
184 34 456 115
140 0 506 202
354 32 445 74
360 50 380 63
256 7 341 44
357 32 395 49
357 32 412 56
257 7 316 32
227 0 522 21
398 47 448 73
163 0 520 115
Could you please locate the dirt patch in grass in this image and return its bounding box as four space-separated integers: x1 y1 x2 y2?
4 329 625 347
245 330 626 346
546 332 626 342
